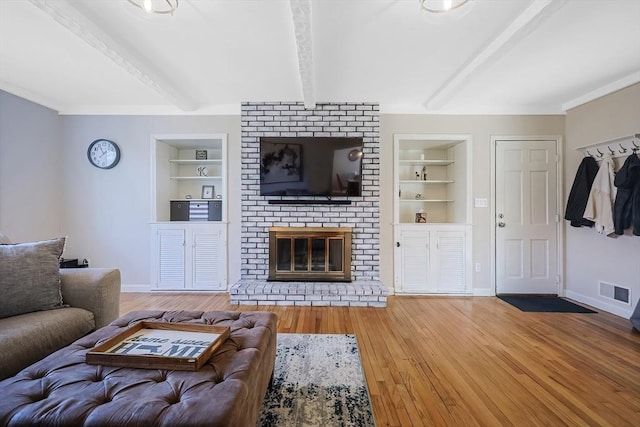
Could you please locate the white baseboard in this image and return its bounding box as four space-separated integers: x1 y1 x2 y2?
121 284 152 293
565 290 632 319
473 287 495 296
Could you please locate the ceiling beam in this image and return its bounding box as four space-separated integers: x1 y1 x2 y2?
425 0 565 110
289 0 316 109
27 0 198 111
562 71 640 112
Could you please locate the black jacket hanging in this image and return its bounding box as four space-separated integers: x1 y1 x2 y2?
565 156 599 227
613 152 640 235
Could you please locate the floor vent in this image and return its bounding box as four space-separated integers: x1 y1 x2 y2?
599 281 630 304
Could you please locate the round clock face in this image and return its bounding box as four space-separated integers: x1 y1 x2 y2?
87 139 121 169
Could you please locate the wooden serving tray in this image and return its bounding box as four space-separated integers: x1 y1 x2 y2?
86 321 230 371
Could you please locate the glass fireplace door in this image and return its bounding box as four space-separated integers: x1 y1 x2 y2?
269 228 351 281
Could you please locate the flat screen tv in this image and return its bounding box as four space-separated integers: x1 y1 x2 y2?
260 137 363 197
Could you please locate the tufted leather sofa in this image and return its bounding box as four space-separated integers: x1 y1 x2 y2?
0 310 277 427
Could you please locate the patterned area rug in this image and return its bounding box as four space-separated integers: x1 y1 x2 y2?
258 334 376 427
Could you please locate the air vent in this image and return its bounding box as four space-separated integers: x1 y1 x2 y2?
599 281 630 304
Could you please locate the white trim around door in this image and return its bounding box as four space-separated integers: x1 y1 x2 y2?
490 136 564 296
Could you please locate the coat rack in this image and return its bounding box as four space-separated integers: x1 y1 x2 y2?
577 133 640 159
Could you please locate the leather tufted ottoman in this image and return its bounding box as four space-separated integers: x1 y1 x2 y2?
0 310 277 427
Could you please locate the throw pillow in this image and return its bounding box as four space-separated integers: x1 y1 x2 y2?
0 237 66 319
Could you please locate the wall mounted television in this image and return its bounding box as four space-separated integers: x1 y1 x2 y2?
259 137 363 197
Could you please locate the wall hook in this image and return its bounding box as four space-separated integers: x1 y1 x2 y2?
586 149 593 157
596 148 604 157
619 143 628 154
607 145 616 155
632 140 639 152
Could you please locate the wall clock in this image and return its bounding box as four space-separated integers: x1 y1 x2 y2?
87 139 121 169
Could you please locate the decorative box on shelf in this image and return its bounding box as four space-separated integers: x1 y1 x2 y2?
170 200 223 221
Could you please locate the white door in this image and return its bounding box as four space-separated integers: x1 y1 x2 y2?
495 140 559 294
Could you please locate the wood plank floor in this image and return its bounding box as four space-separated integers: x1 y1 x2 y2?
120 294 640 426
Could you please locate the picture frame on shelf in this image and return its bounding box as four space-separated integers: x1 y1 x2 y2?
202 185 214 199
195 150 207 160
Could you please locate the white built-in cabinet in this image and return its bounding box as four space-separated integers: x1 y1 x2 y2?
394 225 470 294
150 223 227 291
393 134 472 294
150 134 228 291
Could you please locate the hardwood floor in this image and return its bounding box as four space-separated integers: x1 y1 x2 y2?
120 294 640 426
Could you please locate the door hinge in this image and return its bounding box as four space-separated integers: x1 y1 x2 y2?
556 214 560 223
556 275 561 285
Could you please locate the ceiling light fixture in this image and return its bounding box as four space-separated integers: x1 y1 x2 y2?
128 0 178 15
420 0 471 13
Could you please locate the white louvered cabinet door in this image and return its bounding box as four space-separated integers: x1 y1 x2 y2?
396 228 431 293
394 224 471 295
151 224 227 291
156 229 186 289
431 231 466 293
191 229 226 290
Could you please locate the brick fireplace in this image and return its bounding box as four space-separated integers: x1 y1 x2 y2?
230 102 387 307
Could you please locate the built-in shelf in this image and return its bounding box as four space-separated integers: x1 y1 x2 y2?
393 134 473 296
399 160 455 166
169 159 223 165
150 134 229 292
152 134 227 223
170 198 224 202
400 199 454 203
170 176 222 180
394 134 470 224
400 180 455 184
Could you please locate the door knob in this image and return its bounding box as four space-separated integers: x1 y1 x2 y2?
498 222 506 228
396 242 400 247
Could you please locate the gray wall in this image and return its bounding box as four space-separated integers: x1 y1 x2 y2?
564 83 640 317
0 91 63 242
0 93 241 289
60 115 242 288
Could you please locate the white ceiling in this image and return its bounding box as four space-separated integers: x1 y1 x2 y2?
0 0 638 115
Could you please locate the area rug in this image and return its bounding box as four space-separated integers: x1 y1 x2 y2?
498 296 597 313
257 334 375 427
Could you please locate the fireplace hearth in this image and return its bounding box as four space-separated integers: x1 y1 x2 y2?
268 227 352 282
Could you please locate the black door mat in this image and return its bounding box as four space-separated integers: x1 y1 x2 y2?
498 296 597 313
